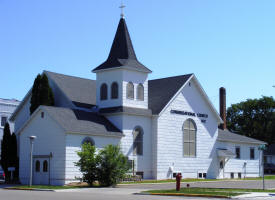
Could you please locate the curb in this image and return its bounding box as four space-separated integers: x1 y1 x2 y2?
137 192 230 198
3 187 55 192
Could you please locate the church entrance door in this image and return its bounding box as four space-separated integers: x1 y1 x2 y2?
33 158 50 185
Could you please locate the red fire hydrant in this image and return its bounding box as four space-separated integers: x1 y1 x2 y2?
176 173 182 191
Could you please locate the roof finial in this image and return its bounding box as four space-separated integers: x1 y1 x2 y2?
119 1 126 18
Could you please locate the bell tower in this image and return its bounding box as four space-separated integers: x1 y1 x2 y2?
92 6 152 109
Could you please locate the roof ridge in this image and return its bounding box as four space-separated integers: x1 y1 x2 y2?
149 73 193 82
44 70 95 82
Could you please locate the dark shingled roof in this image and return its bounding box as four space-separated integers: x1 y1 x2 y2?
45 71 96 108
264 144 275 155
99 106 152 116
217 129 265 144
43 106 122 137
92 18 151 73
148 74 193 115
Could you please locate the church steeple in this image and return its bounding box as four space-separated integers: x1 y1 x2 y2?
92 17 151 73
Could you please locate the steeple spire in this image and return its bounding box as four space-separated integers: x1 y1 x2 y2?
92 16 151 73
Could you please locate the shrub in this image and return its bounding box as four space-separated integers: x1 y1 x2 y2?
75 143 98 186
97 145 130 186
75 144 130 187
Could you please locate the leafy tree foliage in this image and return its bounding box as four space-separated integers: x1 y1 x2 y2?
75 144 130 186
1 123 11 178
75 143 98 186
30 74 54 114
97 145 130 186
10 133 19 180
227 96 275 143
0 124 19 182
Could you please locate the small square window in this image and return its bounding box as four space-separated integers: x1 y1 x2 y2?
203 173 207 178
198 173 202 178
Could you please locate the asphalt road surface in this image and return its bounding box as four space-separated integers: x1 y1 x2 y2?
2 180 275 200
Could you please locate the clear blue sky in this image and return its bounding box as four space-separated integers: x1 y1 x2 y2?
0 0 274 110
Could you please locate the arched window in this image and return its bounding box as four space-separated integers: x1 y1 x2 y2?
100 83 108 100
183 119 196 157
111 82 118 99
133 127 143 156
43 160 48 172
126 82 134 99
137 84 144 101
82 137 95 146
35 160 40 172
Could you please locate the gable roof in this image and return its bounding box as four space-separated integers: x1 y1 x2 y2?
92 18 151 73
148 74 193 115
44 71 96 108
217 129 265 145
43 106 122 137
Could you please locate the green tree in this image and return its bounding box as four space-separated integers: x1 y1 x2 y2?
30 74 54 114
97 145 130 186
1 123 11 180
227 96 275 143
75 143 98 186
10 133 19 180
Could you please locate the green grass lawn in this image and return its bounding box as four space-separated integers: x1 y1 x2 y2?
120 175 275 184
244 175 275 180
119 178 220 184
145 188 244 197
145 187 275 197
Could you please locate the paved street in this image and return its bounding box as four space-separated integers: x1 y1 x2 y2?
0 188 223 200
2 180 275 200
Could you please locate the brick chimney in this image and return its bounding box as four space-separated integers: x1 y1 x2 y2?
219 87 227 130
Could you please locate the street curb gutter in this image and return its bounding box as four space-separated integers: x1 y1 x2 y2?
136 192 230 198
3 187 55 192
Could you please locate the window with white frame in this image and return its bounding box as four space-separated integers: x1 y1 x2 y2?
133 127 143 156
250 148 255 160
137 84 144 101
126 82 134 99
1 116 7 127
183 119 196 157
111 82 118 99
235 147 240 159
100 83 108 100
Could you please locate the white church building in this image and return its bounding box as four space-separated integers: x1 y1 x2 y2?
10 16 265 185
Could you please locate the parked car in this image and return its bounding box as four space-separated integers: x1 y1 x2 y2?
0 165 5 183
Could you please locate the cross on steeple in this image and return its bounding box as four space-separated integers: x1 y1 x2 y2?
119 2 126 18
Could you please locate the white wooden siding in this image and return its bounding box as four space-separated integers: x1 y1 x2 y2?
19 109 66 185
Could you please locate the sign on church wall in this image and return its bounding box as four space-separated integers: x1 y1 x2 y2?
170 109 208 123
